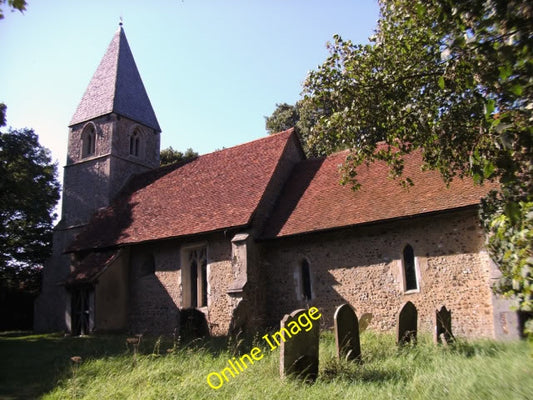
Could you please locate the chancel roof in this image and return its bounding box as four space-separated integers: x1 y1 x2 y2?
261 150 493 238
69 25 160 131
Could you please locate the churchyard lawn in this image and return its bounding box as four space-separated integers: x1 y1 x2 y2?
0 330 531 399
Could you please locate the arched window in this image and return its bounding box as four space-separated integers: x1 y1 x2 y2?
402 244 418 291
129 129 141 157
301 259 312 301
81 124 96 157
182 246 208 308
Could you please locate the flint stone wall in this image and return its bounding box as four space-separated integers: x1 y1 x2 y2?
261 208 497 339
127 232 235 335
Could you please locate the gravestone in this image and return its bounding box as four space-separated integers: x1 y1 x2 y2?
434 305 454 344
280 309 319 382
397 301 417 345
359 313 373 332
179 308 209 340
334 304 361 361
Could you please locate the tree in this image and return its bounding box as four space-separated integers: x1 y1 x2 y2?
0 109 60 328
0 123 60 271
265 103 300 135
0 103 6 127
0 0 27 19
301 0 532 321
265 101 330 157
160 146 198 166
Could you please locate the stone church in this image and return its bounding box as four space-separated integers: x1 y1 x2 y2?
34 25 521 340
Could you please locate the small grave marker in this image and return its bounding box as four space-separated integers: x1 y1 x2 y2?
397 301 417 345
359 313 373 332
434 305 454 344
280 309 319 382
334 304 361 361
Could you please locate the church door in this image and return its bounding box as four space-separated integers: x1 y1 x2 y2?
71 287 94 335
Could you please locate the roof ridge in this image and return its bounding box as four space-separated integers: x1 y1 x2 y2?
109 130 296 204
110 25 122 115
196 128 295 158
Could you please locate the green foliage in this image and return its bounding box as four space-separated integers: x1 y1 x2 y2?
483 195 533 316
0 126 60 271
300 0 532 312
0 263 42 294
160 146 198 166
0 0 27 19
1 331 531 399
0 108 57 328
265 103 299 135
0 103 6 127
265 101 331 157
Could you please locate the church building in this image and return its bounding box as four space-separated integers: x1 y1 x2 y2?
34 24 521 340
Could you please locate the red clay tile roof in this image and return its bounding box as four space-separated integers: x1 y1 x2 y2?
68 129 296 251
262 150 493 238
65 251 118 286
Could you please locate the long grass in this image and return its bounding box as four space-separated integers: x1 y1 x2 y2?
1 331 531 399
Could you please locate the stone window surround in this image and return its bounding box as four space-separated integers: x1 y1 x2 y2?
401 244 420 294
81 122 97 158
180 242 209 309
300 258 313 301
295 256 313 302
128 126 145 158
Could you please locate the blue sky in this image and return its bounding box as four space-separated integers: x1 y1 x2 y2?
0 0 379 169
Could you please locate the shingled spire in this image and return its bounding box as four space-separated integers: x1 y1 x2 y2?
70 23 160 132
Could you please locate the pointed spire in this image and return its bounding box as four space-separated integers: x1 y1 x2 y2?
70 25 161 132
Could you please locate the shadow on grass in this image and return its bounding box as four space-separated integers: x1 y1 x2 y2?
173 329 261 358
1 330 524 398
0 332 140 400
0 330 244 399
441 338 506 358
320 356 412 384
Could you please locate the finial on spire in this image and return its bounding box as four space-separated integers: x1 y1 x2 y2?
119 16 123 27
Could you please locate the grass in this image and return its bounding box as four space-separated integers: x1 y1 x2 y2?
0 330 531 399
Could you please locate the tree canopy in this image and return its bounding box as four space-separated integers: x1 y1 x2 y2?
268 0 531 320
0 119 60 272
160 146 198 166
265 101 327 157
303 0 531 188
265 103 300 135
0 0 26 19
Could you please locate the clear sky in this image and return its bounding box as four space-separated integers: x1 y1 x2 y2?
0 0 379 171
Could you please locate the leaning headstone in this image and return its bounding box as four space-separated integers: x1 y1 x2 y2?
334 304 361 361
280 309 319 382
434 305 454 344
359 313 373 332
397 301 417 345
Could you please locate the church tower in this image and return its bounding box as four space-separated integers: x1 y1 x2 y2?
34 23 161 332
64 22 161 226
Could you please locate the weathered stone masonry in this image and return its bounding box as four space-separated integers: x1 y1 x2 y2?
261 208 496 338
125 233 242 336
